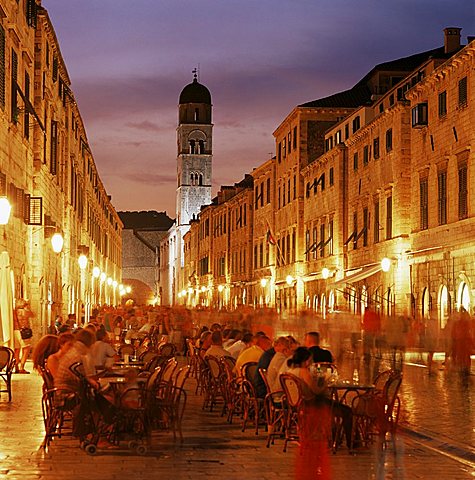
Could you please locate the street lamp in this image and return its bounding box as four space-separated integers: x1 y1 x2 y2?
321 267 330 280
286 275 294 285
260 278 268 288
50 233 64 253
381 257 391 272
0 197 12 225
78 254 88 270
218 284 224 293
92 266 101 278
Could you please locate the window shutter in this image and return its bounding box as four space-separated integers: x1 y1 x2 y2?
458 165 468 219
0 25 5 108
458 77 467 106
28 197 42 225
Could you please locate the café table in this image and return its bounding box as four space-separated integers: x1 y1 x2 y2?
328 381 375 452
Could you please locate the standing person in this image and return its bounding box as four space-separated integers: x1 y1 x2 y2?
424 312 439 374
451 308 474 375
13 299 34 374
362 305 381 363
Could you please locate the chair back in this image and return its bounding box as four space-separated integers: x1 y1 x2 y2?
144 355 161 372
158 343 176 356
174 365 191 390
241 361 258 383
140 351 157 364
206 355 222 380
0 346 14 372
373 369 393 392
259 368 272 395
39 366 55 390
145 365 162 392
222 355 236 371
279 373 305 408
161 357 178 383
384 372 402 413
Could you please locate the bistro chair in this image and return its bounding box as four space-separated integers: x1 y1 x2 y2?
203 355 225 412
351 370 402 450
279 373 305 452
220 356 241 423
259 368 285 448
240 362 263 435
0 346 15 401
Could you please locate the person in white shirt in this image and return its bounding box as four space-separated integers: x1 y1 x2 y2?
267 337 291 393
227 332 254 359
204 331 231 358
90 328 118 369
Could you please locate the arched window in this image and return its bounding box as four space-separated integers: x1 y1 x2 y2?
422 287 431 319
199 174 203 186
198 140 205 154
189 140 196 154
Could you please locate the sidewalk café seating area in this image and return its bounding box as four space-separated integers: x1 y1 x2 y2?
189 347 403 456
38 332 191 455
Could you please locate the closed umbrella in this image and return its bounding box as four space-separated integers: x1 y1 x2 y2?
0 251 14 349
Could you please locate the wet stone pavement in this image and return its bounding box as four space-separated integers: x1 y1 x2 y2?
0 358 473 480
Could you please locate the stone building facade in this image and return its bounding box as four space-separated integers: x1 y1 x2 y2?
171 28 474 337
0 1 121 339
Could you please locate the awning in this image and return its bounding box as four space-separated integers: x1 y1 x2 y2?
330 264 382 289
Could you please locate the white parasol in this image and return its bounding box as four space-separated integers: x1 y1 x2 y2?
0 251 14 349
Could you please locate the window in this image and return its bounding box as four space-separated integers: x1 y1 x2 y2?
293 175 296 200
283 137 286 158
344 124 349 139
287 178 291 203
259 243 264 268
292 231 296 262
353 212 358 250
373 137 380 159
438 171 447 225
335 130 341 144
374 201 380 243
24 71 30 139
305 229 310 261
50 120 58 175
412 102 428 127
352 116 360 133
458 164 468 219
278 142 281 163
353 152 358 170
420 178 428 230
385 128 393 152
363 145 369 165
306 182 310 198
458 77 467 107
266 178 271 203
0 25 4 108
254 186 259 209
438 91 447 117
329 167 334 186
293 126 297 149
288 132 292 154
328 220 333 255
363 207 368 247
260 183 264 207
11 48 17 123
320 223 325 257
194 108 199 122
312 227 317 260
52 56 58 82
282 182 286 206
386 196 392 239
254 245 258 269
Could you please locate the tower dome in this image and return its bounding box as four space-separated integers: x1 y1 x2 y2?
179 74 211 105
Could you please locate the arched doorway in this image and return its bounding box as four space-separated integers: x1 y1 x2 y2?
457 281 470 313
328 290 335 312
438 285 450 329
321 293 326 319
313 294 318 311
422 287 431 319
361 286 368 317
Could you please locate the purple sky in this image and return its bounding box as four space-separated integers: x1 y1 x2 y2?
43 0 473 218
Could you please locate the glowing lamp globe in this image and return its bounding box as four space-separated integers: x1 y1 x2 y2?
218 284 224 293
381 257 391 272
92 267 101 278
0 197 12 225
100 272 106 283
78 254 88 270
125 286 131 293
321 267 330 280
107 277 112 286
260 278 268 288
286 275 294 285
51 233 64 253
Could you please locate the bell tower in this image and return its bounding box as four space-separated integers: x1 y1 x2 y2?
176 71 213 227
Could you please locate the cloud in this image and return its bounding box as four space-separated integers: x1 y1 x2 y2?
125 120 173 133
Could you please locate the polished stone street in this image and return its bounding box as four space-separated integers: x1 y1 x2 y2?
0 357 473 480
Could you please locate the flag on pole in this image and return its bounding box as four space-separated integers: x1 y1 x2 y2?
266 228 276 245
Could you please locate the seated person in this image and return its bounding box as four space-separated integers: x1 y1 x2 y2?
305 331 333 363
90 328 119 370
235 335 272 376
204 331 231 358
227 332 254 359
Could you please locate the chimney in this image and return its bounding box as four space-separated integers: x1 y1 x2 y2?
444 27 462 54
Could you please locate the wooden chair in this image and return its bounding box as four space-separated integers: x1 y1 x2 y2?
0 346 15 401
158 343 176 357
204 355 225 412
220 356 241 423
240 362 262 435
259 368 285 447
351 370 403 450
